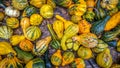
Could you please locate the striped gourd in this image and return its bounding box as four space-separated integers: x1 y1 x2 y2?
0 26 13 39
33 36 51 56
25 26 41 41
51 50 62 67
62 51 75 66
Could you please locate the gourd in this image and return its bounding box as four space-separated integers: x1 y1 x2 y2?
14 47 34 63
78 20 91 34
10 35 25 46
107 40 117 47
77 46 93 59
20 17 30 35
33 36 51 56
0 42 16 55
62 51 75 66
92 39 108 53
6 17 19 29
22 6 37 17
30 0 46 8
104 11 120 31
53 20 64 39
51 50 62 67
78 33 98 48
47 0 56 8
109 7 118 16
5 6 20 17
55 14 74 29
117 40 120 52
100 0 119 10
25 26 41 41
54 0 72 7
91 15 110 35
25 58 45 68
12 0 28 10
19 39 33 51
0 12 4 21
61 24 79 51
0 26 13 39
96 48 113 68
71 58 85 68
66 38 80 51
40 4 54 19
47 24 61 49
111 64 120 68
30 14 43 25
0 54 23 68
101 25 120 41
71 15 82 23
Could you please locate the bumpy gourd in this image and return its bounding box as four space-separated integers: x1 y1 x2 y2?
30 0 46 8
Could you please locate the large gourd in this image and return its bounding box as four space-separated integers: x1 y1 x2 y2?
61 24 79 51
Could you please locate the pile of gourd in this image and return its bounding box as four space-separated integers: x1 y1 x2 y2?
0 0 120 68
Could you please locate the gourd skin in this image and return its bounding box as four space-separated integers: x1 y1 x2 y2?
0 12 4 21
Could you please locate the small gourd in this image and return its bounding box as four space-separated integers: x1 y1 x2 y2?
54 0 72 7
0 12 4 21
117 40 120 52
6 17 19 29
30 0 46 8
71 15 82 23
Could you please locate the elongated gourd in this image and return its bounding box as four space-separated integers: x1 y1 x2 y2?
104 11 120 31
61 24 79 51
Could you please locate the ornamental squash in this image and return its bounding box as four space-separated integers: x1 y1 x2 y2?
77 46 93 59
30 14 43 26
92 39 108 53
96 48 113 68
5 6 20 17
10 35 25 46
117 40 120 52
47 0 56 8
47 24 61 49
22 6 37 17
51 50 62 67
111 64 120 68
30 0 46 8
0 54 23 68
104 11 120 31
61 24 79 51
53 20 64 39
33 36 51 56
0 12 4 21
71 58 85 68
54 0 72 7
12 0 28 10
25 26 41 41
0 26 13 39
25 58 45 68
19 39 33 51
0 42 16 55
100 0 119 10
62 51 75 66
109 7 118 16
6 17 19 29
40 4 54 19
78 20 91 34
71 15 82 23
83 11 95 22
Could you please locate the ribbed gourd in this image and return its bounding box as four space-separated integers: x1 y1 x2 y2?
6 17 19 29
77 46 93 59
62 51 75 66
51 50 62 67
33 36 51 56
25 26 41 41
96 48 113 68
61 24 79 51
25 58 45 68
0 26 13 39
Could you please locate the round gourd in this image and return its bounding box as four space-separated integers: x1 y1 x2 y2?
77 46 93 59
25 26 41 41
62 51 75 66
71 58 85 68
12 0 28 10
30 14 43 25
51 50 62 67
40 4 54 19
30 0 46 8
25 58 45 68
0 12 4 21
6 17 19 28
19 39 33 51
79 33 98 48
0 26 13 39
